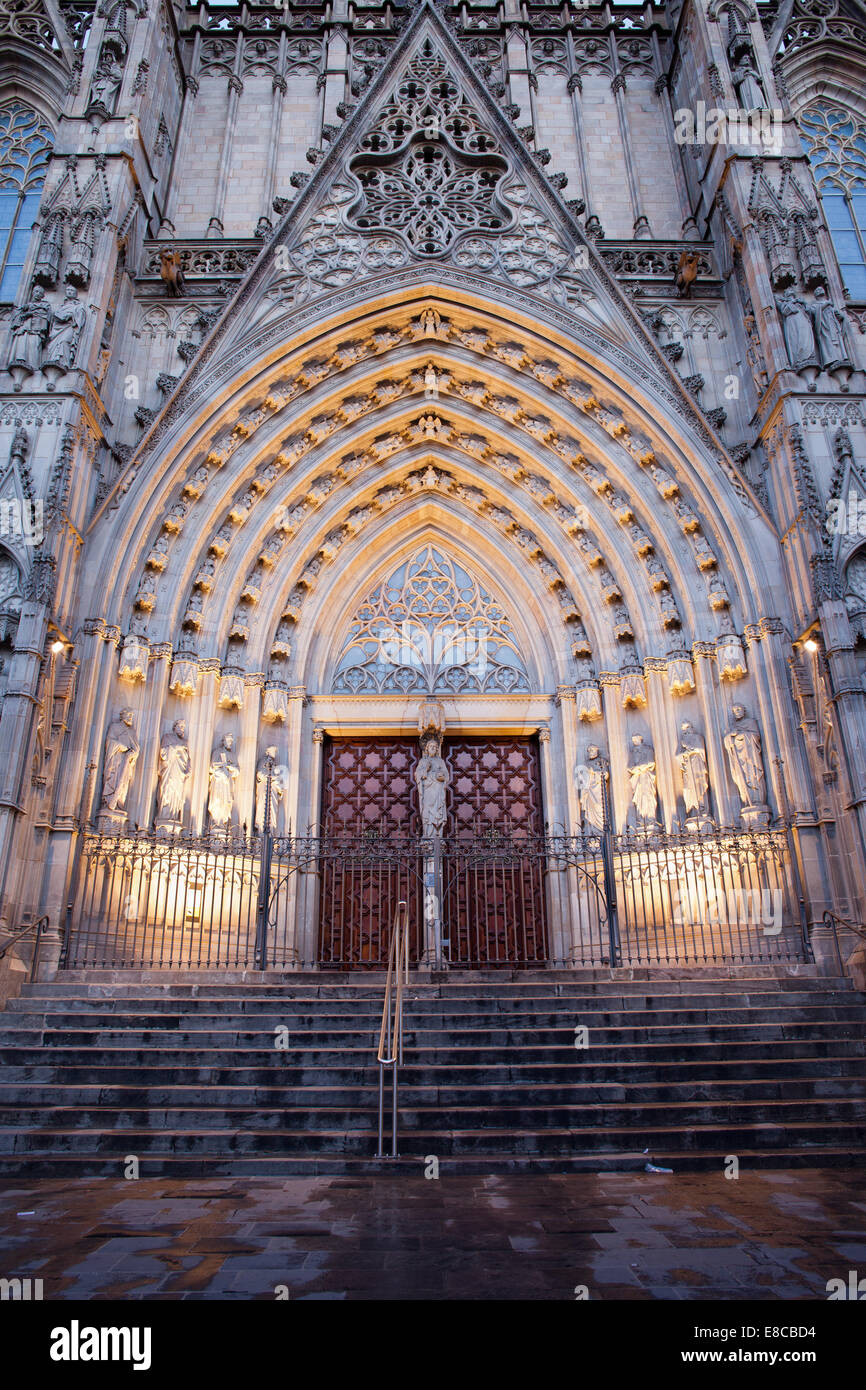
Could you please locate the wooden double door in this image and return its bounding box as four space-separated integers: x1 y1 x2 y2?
317 735 548 968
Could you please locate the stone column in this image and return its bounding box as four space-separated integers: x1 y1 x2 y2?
535 721 566 967
293 716 321 968
162 37 202 236
651 59 700 240
564 49 600 237
259 38 287 237
609 55 651 240
208 40 245 238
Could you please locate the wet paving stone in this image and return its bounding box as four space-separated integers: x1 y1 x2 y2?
0 1168 864 1300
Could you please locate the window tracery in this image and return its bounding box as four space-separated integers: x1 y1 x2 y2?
0 103 54 302
332 544 531 695
800 102 866 299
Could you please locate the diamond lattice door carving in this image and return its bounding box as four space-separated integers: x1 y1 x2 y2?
318 737 423 969
443 737 548 967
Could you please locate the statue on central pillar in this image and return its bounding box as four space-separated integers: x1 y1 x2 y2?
415 704 449 968
415 732 450 839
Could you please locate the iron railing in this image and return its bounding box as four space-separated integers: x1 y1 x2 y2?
61 821 810 970
0 915 49 983
822 910 866 979
376 900 410 1159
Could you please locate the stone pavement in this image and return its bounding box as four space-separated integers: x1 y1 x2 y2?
0 1169 864 1300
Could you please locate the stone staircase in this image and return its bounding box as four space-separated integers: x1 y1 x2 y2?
0 967 864 1175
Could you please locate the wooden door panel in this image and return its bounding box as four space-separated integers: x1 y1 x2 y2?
318 735 548 967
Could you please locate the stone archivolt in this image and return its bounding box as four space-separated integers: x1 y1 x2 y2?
115 315 756 656
124 402 732 676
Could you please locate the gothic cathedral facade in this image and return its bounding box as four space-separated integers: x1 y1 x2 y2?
1 0 865 975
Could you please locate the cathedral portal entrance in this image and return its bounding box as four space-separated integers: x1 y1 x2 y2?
317 735 548 969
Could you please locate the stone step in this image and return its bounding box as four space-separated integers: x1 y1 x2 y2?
3 1019 864 1050
22 973 839 995
3 1054 864 1087
0 1147 862 1178
1 1071 864 1105
1 1118 864 1156
2 973 863 1175
7 1001 865 1027
4 1095 866 1131
4 1036 866 1068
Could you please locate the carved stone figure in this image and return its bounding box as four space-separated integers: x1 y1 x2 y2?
10 427 28 465
255 747 288 833
628 732 659 828
208 733 239 832
156 719 191 831
677 721 711 825
34 214 63 287
99 707 140 819
577 745 607 833
742 308 769 392
43 285 86 381
809 287 853 372
675 249 699 298
88 49 125 116
415 734 449 838
724 704 769 824
775 288 817 370
160 248 186 297
729 44 767 111
8 285 51 382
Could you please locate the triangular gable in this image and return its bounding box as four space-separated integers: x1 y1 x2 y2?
211 3 627 350
128 0 751 512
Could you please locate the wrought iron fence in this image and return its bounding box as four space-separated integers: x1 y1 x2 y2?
62 820 811 970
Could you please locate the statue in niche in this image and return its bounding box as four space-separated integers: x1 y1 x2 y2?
43 285 86 381
729 43 767 111
255 747 288 834
577 745 608 833
742 308 769 392
8 284 51 380
724 704 769 824
208 733 239 833
99 707 140 817
156 719 191 831
415 733 450 839
809 286 853 372
88 48 125 117
10 426 28 465
628 733 659 829
775 288 818 371
676 721 712 827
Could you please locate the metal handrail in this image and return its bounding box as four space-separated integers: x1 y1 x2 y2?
0 916 49 983
376 901 410 1159
823 910 866 978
